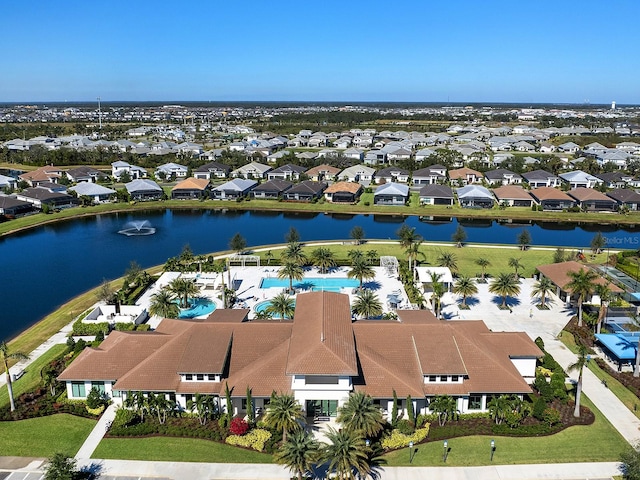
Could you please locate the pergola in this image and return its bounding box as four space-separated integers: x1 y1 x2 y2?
227 255 261 267
380 256 399 277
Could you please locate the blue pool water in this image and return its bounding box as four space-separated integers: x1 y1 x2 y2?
260 277 359 291
254 300 297 318
178 298 216 319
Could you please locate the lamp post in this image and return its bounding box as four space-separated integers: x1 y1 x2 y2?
490 439 495 462
443 440 448 463
408 441 415 464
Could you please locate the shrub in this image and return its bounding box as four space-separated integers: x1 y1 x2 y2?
229 417 249 436
225 428 272 452
381 425 430 450
542 407 561 426
86 405 105 416
86 387 108 409
396 418 415 435
550 372 568 401
114 323 136 331
532 396 547 420
71 319 109 336
534 374 554 402
534 336 544 350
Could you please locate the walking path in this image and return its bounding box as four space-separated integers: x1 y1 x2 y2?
75 403 118 460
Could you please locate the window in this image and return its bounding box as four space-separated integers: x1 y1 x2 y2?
196 374 204 381
71 382 85 398
428 375 437 382
185 374 193 381
451 375 459 382
207 374 217 381
440 375 448 382
469 394 482 410
91 381 105 394
112 388 121 398
242 399 247 410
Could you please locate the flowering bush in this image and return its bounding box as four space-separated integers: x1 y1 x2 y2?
381 425 430 450
225 428 272 451
229 417 249 436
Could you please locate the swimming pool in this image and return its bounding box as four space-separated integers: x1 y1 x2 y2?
254 300 296 319
178 297 216 319
259 277 359 291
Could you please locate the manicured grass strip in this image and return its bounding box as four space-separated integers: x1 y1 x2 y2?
92 436 274 463
0 344 67 408
0 414 96 457
560 331 640 419
384 396 627 466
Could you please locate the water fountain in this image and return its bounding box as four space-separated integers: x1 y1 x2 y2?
117 220 156 236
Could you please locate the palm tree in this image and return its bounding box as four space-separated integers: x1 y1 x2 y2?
489 273 521 308
531 277 555 309
337 391 385 437
569 343 589 417
212 259 227 307
405 240 424 280
149 289 180 318
311 247 336 274
321 427 370 480
347 257 375 290
264 250 274 265
366 249 378 266
348 249 364 263
566 269 598 327
275 430 320 480
397 225 423 271
278 261 304 294
508 257 523 278
594 284 612 335
168 277 199 308
124 390 148 421
264 392 304 442
487 395 511 424
430 394 458 426
352 289 383 320
187 393 218 425
475 257 491 282
429 272 446 319
437 251 458 274
266 292 295 320
0 342 29 411
281 242 307 266
453 275 477 308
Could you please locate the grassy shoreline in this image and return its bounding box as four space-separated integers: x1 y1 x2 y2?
2 197 640 239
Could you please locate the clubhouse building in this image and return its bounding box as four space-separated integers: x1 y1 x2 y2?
59 291 542 420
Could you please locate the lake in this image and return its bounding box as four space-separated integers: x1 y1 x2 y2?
1 208 638 342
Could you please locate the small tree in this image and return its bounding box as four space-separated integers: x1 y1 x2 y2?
43 453 80 480
517 229 532 251
452 225 467 248
391 389 399 427
406 395 415 427
620 442 640 480
591 232 606 255
430 395 457 426
229 233 247 253
246 386 254 425
553 247 566 263
285 227 300 244
475 257 490 281
86 387 108 409
350 226 365 245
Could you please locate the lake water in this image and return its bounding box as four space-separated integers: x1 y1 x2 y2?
1 208 638 342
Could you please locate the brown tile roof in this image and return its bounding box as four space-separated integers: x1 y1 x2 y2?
172 178 210 191
203 309 249 323
286 292 358 376
448 167 483 180
324 181 362 194
19 166 61 183
305 164 341 176
530 187 573 201
537 261 623 293
493 185 534 200
568 187 614 202
396 310 438 324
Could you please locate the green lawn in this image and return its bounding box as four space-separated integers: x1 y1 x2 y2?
92 436 274 463
384 396 627 466
0 344 67 408
0 414 96 457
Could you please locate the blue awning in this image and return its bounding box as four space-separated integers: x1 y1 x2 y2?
595 333 639 361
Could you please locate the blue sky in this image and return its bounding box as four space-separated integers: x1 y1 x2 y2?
2 0 639 103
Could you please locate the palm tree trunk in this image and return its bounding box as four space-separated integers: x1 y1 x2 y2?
573 373 582 417
634 341 640 378
541 292 546 308
502 295 507 307
5 369 15 412
462 295 467 307
577 299 583 327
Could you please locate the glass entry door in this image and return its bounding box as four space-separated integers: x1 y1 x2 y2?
306 399 338 417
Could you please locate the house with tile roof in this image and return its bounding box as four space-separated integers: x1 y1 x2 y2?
251 179 293 200
412 165 447 186
267 164 307 181
282 180 327 202
522 170 562 188
567 188 617 212
231 162 272 180
0 195 33 217
305 164 341 182
606 189 640 211
171 178 211 200
419 184 454 206
193 161 230 180
536 262 622 304
529 187 575 211
375 167 409 184
324 182 363 203
59 291 542 419
492 185 534 207
19 166 63 186
484 169 522 186
448 167 483 186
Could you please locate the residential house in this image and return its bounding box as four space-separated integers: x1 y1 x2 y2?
125 179 164 201
419 184 454 206
449 167 484 186
412 165 447 186
65 166 104 184
606 189 640 211
364 150 387 166
58 291 542 418
529 187 575 210
567 188 617 212
484 169 523 186
19 166 63 186
193 162 230 180
171 178 211 200
456 185 494 209
231 162 272 180
373 183 409 205
414 148 436 162
536 262 622 304
342 148 364 161
557 142 580 153
68 182 116 203
283 181 327 202
559 170 601 189
155 162 189 180
338 165 375 185
375 167 410 184
211 179 257 200
251 180 293 200
267 164 307 182
305 165 341 182
0 174 18 191
0 195 33 217
15 187 78 210
324 182 363 203
522 170 561 188
595 172 634 189
492 185 534 207
111 161 147 180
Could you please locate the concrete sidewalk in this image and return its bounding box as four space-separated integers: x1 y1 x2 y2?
75 403 118 460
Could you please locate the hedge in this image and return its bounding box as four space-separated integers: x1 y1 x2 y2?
381 425 430 450
225 428 272 452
